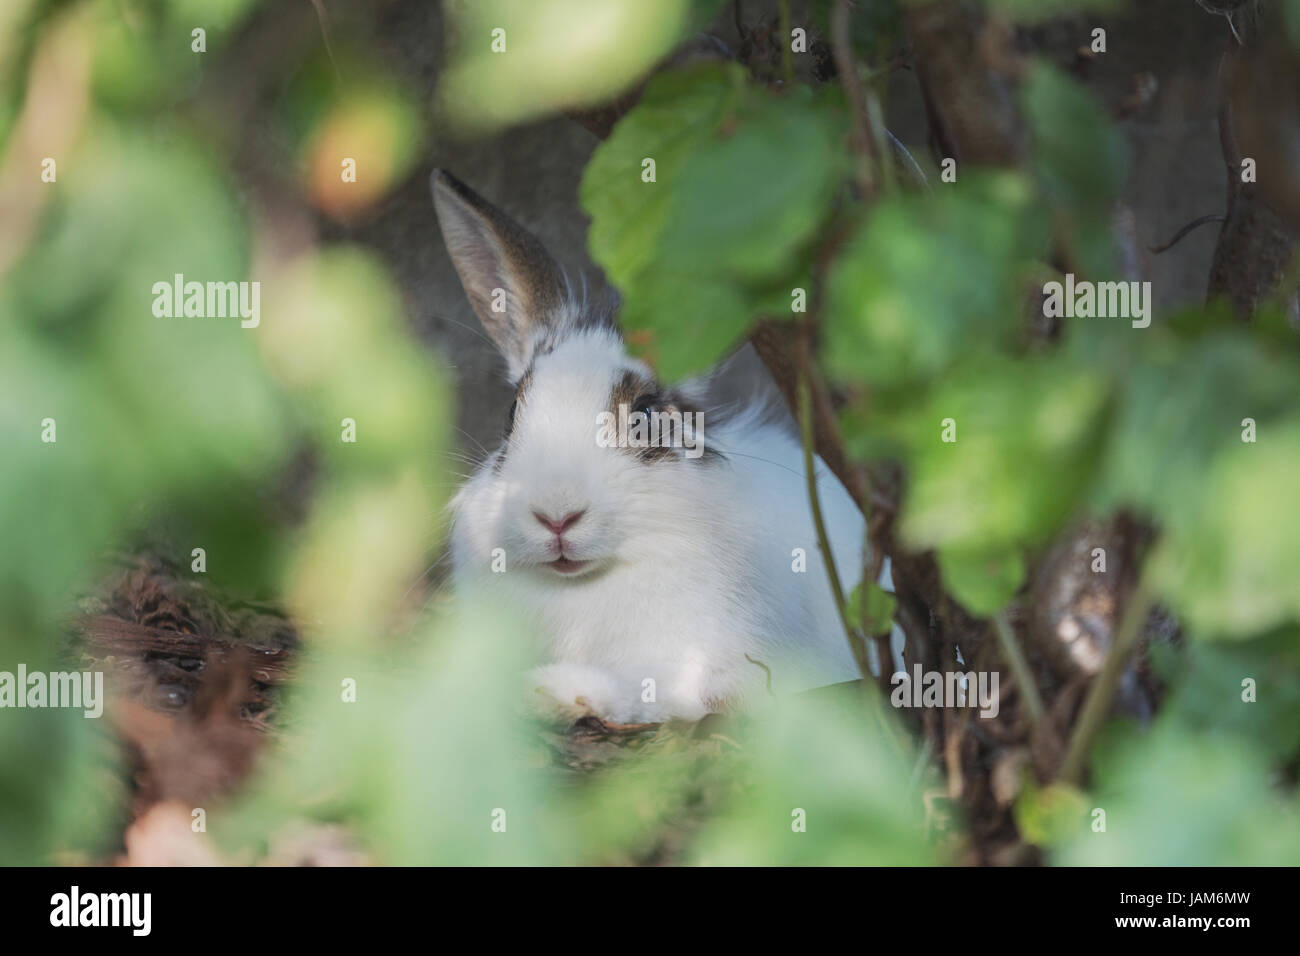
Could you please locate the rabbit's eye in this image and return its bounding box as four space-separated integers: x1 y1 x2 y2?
633 397 657 418
506 398 518 434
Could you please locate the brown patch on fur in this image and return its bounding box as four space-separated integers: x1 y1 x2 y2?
605 371 721 464
493 367 533 471
513 367 534 409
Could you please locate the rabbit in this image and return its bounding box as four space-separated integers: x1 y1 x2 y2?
431 168 900 724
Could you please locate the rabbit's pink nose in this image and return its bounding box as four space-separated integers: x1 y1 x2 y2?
533 509 585 536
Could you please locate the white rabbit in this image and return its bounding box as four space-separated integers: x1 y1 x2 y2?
432 169 898 724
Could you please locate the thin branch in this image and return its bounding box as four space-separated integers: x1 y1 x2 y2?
795 327 871 680
796 327 906 758
991 610 1044 728
831 0 879 197
860 516 894 693
778 0 793 84
1057 578 1153 786
1149 213 1226 254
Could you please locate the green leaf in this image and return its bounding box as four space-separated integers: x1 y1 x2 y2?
689 694 936 864
1154 629 1300 762
659 91 846 281
1022 62 1127 277
1150 421 1300 637
221 600 569 865
1014 780 1089 848
824 172 1046 388
582 66 848 380
1095 334 1295 516
438 0 700 132
847 580 898 636
584 65 744 290
898 354 1111 554
1053 721 1300 865
937 546 1026 617
1095 332 1300 637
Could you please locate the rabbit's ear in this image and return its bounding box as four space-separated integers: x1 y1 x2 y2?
432 169 569 381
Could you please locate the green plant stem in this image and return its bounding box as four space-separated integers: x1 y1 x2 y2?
796 342 903 755
779 0 793 84
796 334 871 681
1058 579 1153 785
830 0 877 197
862 523 894 694
991 609 1045 728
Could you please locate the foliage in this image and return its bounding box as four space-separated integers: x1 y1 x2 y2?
582 63 846 380
1 0 1297 866
575 1 1300 863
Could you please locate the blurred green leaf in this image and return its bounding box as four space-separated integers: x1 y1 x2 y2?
690 695 936 864
583 66 847 379
1022 62 1127 277
438 0 699 132
824 172 1046 388
1095 334 1294 514
1095 333 1300 637
898 354 1111 554
222 600 569 865
1014 780 1089 848
1150 422 1300 637
937 545 1026 617
1153 628 1300 763
847 579 897 636
1053 721 1300 865
92 0 259 111
0 702 124 865
0 121 290 628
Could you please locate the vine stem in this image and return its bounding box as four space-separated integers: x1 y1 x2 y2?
991 610 1044 728
795 328 872 681
831 0 879 197
1057 578 1153 786
793 315 906 760
863 522 894 695
778 0 793 84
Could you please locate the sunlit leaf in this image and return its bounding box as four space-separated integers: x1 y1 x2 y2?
584 66 847 380
825 172 1045 388
438 0 698 132
898 354 1111 554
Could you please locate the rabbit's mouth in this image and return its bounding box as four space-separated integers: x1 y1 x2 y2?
548 556 592 576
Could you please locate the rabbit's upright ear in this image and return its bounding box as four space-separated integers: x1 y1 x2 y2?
432 169 570 381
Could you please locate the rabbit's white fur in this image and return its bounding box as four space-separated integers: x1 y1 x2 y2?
433 168 897 723
450 324 895 723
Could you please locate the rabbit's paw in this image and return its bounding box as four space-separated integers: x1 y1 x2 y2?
528 662 635 726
